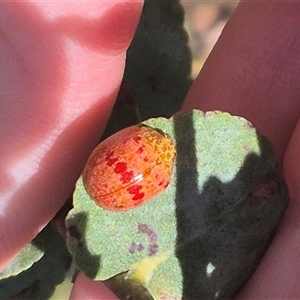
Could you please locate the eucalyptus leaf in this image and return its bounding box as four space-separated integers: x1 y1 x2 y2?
66 110 289 299
0 225 71 300
0 239 45 280
124 0 192 120
101 79 141 141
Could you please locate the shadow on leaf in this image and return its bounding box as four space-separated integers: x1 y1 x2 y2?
67 212 100 279
0 225 71 300
173 111 288 299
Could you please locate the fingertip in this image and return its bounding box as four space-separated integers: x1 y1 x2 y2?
284 118 300 202
183 1 300 161
0 0 143 271
70 272 119 300
96 0 144 53
52 0 144 55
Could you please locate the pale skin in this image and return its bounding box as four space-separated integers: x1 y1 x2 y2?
1 1 300 299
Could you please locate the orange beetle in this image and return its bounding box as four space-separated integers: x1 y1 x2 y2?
82 125 175 211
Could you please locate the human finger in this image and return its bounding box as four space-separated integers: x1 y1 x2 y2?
70 272 119 300
183 1 300 162
0 0 143 271
182 1 300 298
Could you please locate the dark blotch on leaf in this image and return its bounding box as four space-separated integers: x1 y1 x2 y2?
137 223 159 257
147 244 159 257
250 168 282 199
68 225 81 242
128 242 145 254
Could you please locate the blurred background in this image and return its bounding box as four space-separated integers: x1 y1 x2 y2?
182 0 238 78
51 1 238 299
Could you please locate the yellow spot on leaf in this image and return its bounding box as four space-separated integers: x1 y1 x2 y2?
130 251 171 284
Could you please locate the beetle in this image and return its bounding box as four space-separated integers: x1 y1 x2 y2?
82 125 175 211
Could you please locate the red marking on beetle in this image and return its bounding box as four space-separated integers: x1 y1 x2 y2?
105 151 118 167
114 162 135 184
127 184 145 200
114 162 127 174
137 146 144 154
120 170 134 184
144 157 149 162
133 136 142 143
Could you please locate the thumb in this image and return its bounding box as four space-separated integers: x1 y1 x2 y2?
0 0 143 271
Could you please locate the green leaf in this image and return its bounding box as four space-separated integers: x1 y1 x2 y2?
124 0 192 120
66 110 289 299
0 240 45 280
0 225 71 300
101 79 141 140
